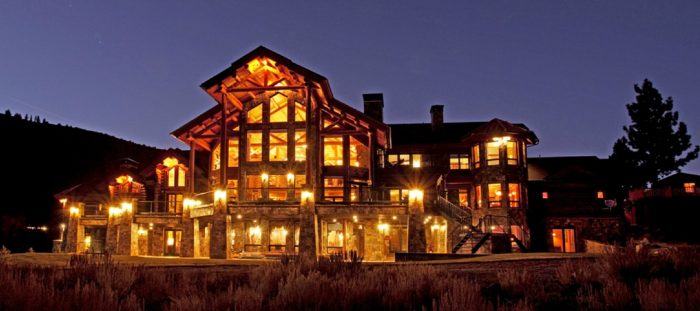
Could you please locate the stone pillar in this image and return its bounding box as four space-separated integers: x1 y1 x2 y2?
152 227 164 256
65 204 83 253
209 195 229 259
408 190 427 253
116 201 136 255
298 191 318 259
106 211 119 254
193 219 201 257
181 206 195 257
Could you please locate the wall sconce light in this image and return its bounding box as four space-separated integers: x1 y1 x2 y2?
214 189 227 205
301 190 313 204
69 207 80 217
492 136 511 146
261 173 269 183
121 202 133 213
287 173 295 184
408 189 423 204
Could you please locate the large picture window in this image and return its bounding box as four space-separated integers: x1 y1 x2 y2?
324 137 343 166
508 183 520 208
488 183 502 208
269 93 288 123
247 131 263 162
294 130 307 162
506 141 518 165
349 136 369 168
268 174 288 201
269 131 288 161
294 101 306 122
486 142 500 166
247 103 263 123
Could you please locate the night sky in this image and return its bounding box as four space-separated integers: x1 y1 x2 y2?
2 1 699 173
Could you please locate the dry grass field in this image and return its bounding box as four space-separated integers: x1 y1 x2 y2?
1 248 698 310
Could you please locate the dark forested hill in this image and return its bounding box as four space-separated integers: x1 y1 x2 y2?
0 110 164 252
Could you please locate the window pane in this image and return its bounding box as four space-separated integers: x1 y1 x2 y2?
228 138 239 167
488 183 502 208
390 189 400 202
412 154 422 168
269 174 288 200
399 154 410 166
506 141 518 165
508 183 520 208
269 131 288 161
246 175 262 200
324 178 344 201
475 185 482 208
388 154 399 166
246 224 262 245
327 222 344 248
459 155 469 169
450 155 459 170
294 130 307 162
486 142 500 166
685 183 696 193
247 103 263 123
349 136 369 168
323 137 343 166
212 144 221 171
177 167 186 187
458 189 468 208
472 145 481 168
269 93 288 123
168 167 176 187
294 101 306 122
269 226 288 246
247 131 263 162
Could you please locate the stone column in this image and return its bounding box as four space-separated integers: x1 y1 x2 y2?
209 195 229 259
65 204 83 253
408 190 427 253
181 206 195 257
298 191 318 260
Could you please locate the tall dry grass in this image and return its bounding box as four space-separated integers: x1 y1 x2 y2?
0 246 698 311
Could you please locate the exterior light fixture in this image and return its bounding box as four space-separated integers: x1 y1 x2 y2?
286 173 295 183
121 202 133 213
236 214 242 219
261 173 269 183
214 189 227 204
108 206 123 217
69 207 80 216
408 189 423 203
301 190 313 204
377 223 390 235
492 136 511 146
59 198 68 207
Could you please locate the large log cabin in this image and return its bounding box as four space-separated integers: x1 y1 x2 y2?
56 46 625 260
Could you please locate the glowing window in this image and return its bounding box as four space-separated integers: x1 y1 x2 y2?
228 138 239 167
269 226 288 246
486 142 500 166
177 168 185 187
294 130 307 162
390 189 400 202
542 192 549 199
488 183 502 208
246 224 262 245
245 175 262 201
472 145 481 168
168 167 176 187
323 137 343 166
458 189 469 208
506 141 518 165
269 93 288 123
212 144 221 171
268 175 288 201
450 154 469 170
327 222 344 248
247 131 263 162
227 179 238 201
293 175 306 200
412 154 422 168
294 101 306 122
247 103 263 123
166 194 183 213
475 185 482 209
323 178 344 202
684 183 696 193
399 154 410 166
508 183 520 208
387 154 399 166
596 191 604 199
269 131 288 162
350 184 360 202
349 136 369 168
552 228 576 253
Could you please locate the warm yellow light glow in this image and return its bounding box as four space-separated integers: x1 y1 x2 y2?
301 191 313 203
84 236 92 251
332 218 337 223
377 223 390 235
490 225 496 231
60 223 66 230
248 225 262 241
287 173 295 183
108 207 123 217
408 189 424 203
236 214 242 219
214 189 227 204
261 173 269 183
69 207 80 216
412 160 421 168
149 223 154 230
166 237 175 246
121 202 133 213
138 228 147 236
496 190 502 197
492 136 511 146
116 175 133 184
392 215 397 220
59 198 68 206
183 198 202 210
162 157 179 168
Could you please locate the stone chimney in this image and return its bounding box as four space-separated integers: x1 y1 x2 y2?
430 105 444 132
363 93 384 122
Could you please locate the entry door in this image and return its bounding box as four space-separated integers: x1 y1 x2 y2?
164 230 182 256
552 228 576 253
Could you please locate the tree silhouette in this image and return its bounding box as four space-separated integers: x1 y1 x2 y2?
611 79 699 190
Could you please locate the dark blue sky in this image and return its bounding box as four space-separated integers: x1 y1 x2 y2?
2 1 699 173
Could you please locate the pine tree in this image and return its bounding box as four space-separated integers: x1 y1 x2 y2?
611 79 699 189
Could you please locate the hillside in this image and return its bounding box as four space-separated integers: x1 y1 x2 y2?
0 110 164 251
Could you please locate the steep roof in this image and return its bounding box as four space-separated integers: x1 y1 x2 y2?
463 118 538 145
656 172 700 187
527 156 613 182
389 122 486 145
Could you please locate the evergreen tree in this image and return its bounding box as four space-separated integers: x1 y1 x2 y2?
611 79 699 189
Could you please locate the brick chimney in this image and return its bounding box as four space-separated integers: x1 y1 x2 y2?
363 93 384 122
430 105 444 132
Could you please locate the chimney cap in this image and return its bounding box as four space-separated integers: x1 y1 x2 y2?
363 93 384 102
430 105 444 113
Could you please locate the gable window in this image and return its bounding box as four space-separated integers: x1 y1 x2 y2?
486 142 500 166
269 93 288 123
488 183 502 208
247 131 263 162
684 183 696 193
269 131 288 161
247 103 263 123
450 154 469 170
294 130 307 162
294 101 306 122
323 137 343 166
228 138 239 167
349 136 369 168
472 145 481 168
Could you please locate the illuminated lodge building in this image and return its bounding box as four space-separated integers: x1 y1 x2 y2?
58 47 623 259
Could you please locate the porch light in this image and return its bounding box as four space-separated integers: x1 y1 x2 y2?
301 190 313 204
408 189 423 203
490 225 496 231
69 207 80 216
60 223 66 230
162 157 179 168
214 189 227 204
236 214 242 219
121 202 133 213
59 198 68 207
286 173 295 183
84 236 92 251
261 173 269 183
392 215 397 220
492 136 511 146
377 223 390 235
137 228 147 236
108 206 122 217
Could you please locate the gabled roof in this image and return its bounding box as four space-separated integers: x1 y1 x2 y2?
463 118 538 145
172 46 389 149
656 172 700 188
527 156 613 183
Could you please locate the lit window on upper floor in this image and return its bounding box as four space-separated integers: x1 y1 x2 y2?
269 131 288 162
458 189 469 208
294 130 306 162
508 183 520 208
323 137 343 166
247 131 263 162
488 183 502 208
247 103 263 123
684 183 696 193
294 101 306 122
472 145 481 168
269 93 288 123
387 154 410 166
323 178 344 202
412 154 422 168
486 142 500 166
596 191 605 199
542 192 549 199
506 141 518 165
350 136 369 168
450 154 469 170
